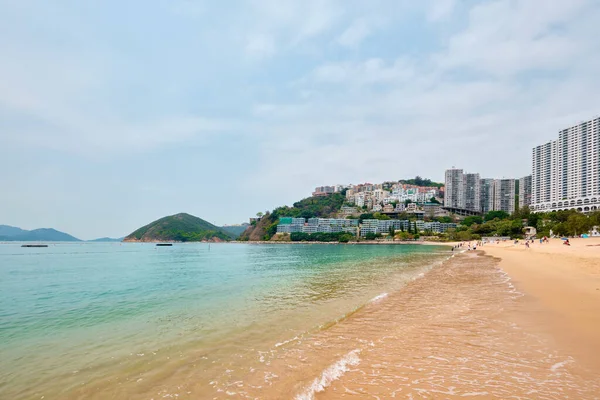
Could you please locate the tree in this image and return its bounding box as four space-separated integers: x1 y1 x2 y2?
256 212 264 218
373 212 391 220
462 216 483 226
566 213 592 236
484 210 510 221
429 197 441 204
389 226 395 238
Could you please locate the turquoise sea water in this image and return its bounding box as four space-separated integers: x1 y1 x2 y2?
0 242 449 399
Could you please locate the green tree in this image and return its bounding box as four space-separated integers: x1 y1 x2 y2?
462 216 483 226
484 210 510 221
373 212 391 220
566 213 592 236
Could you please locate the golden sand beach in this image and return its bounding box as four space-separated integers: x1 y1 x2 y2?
482 237 600 375
268 238 600 399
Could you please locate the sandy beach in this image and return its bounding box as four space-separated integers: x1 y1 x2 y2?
266 238 600 399
482 237 600 374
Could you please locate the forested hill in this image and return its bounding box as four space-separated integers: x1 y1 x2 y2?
239 192 346 241
123 213 233 242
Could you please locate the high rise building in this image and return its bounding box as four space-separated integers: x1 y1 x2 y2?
531 117 600 213
444 168 465 209
494 179 516 214
480 178 495 214
446 168 520 214
463 173 481 212
518 175 532 209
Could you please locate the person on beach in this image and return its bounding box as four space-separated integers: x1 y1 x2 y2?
525 241 530 248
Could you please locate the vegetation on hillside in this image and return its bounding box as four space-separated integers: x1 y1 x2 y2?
124 213 233 242
220 225 249 239
290 232 354 242
239 192 347 241
399 176 444 188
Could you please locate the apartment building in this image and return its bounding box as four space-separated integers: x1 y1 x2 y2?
518 175 532 209
480 178 495 214
444 169 465 208
494 179 516 214
531 117 600 213
464 173 481 212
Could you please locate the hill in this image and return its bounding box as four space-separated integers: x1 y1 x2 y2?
219 224 249 239
123 213 233 242
0 226 81 242
0 225 29 237
87 237 124 242
239 192 346 241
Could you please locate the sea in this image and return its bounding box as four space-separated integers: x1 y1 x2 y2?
0 242 451 399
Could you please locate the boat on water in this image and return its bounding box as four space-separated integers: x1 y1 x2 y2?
156 243 173 247
21 244 48 248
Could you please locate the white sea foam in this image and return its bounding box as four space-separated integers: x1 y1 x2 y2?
370 293 388 303
275 335 300 348
550 360 571 372
295 349 361 400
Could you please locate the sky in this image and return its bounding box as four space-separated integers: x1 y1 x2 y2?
1 0 600 239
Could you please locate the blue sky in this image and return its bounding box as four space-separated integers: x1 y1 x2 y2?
1 0 599 239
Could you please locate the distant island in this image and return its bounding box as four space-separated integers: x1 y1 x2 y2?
87 237 124 242
123 213 234 243
0 225 81 242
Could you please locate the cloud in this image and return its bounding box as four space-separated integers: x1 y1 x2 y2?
312 58 415 85
245 34 276 57
436 0 594 76
336 19 371 48
428 0 456 21
2 0 600 238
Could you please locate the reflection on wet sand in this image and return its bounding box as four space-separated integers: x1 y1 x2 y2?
226 252 599 399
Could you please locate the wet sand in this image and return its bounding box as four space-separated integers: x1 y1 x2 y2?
482 237 600 374
244 243 600 399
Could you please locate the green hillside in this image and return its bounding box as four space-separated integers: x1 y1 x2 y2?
219 225 249 239
239 192 347 241
123 213 233 242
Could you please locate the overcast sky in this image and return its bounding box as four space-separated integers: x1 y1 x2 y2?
1 0 599 239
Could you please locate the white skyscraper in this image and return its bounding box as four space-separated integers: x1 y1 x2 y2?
531 117 600 213
463 173 481 212
444 168 465 209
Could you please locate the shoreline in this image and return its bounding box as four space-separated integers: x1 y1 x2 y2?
270 247 600 398
481 237 600 373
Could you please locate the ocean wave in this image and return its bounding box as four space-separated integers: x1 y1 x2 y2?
369 293 388 303
294 349 361 400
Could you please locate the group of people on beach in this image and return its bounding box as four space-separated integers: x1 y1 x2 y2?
452 235 560 252
452 241 481 252
523 236 551 248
